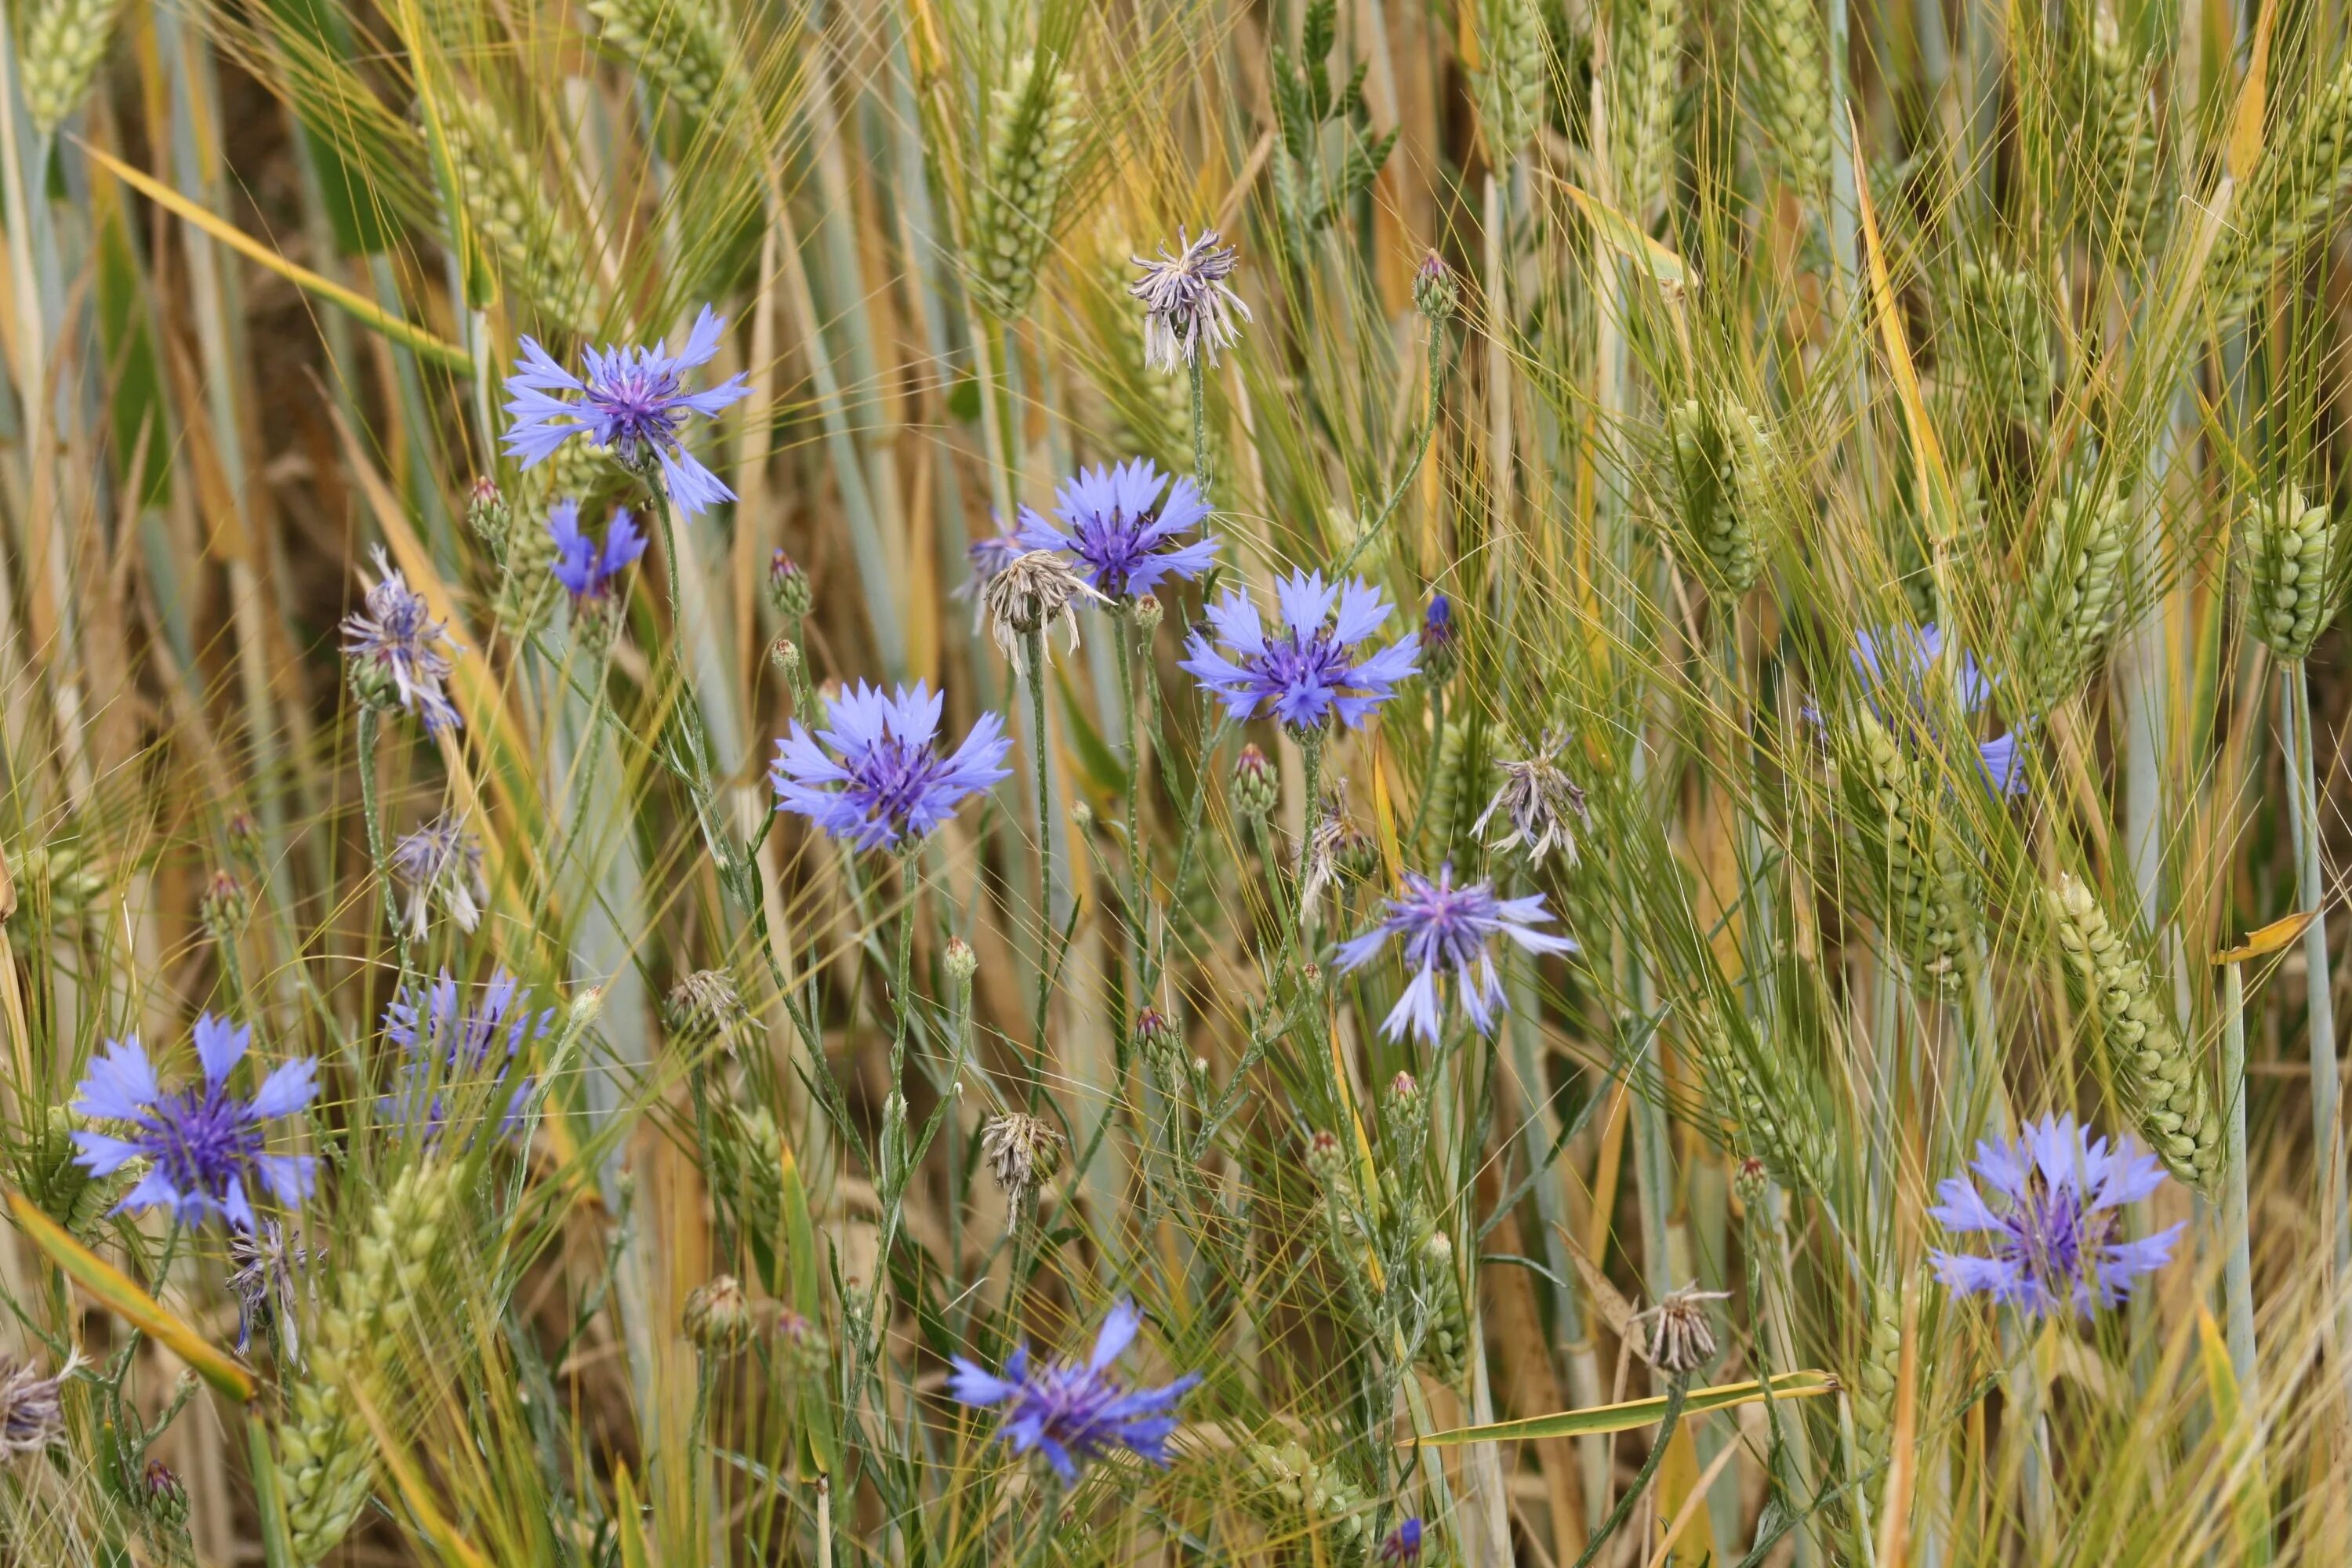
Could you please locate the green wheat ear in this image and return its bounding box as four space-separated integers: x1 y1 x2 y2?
1699 1025 1830 1196
2210 59 2352 328
1616 0 1683 210
1951 259 2056 433
1668 395 1773 597
2016 480 2125 709
2084 7 2159 255
2049 875 2223 1193
1245 1439 1378 1565
278 1164 456 1563
2246 485 2340 662
586 0 737 122
17 0 125 134
440 95 597 335
1743 0 1829 195
1838 710 1975 993
969 51 1082 321
1476 0 1548 159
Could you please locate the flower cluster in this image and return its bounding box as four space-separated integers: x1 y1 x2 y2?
1929 1115 2180 1319
771 682 1013 852
949 1298 1200 1483
1337 864 1577 1043
1846 624 2029 797
1015 459 1218 602
548 500 648 610
503 306 750 516
1181 572 1420 731
69 1014 318 1230
381 969 548 1141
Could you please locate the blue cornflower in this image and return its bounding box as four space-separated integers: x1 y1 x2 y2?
771 682 1014 852
1180 571 1420 731
1421 593 1457 683
948 1298 1201 1483
1929 1114 2181 1320
69 1015 319 1230
1336 864 1577 1044
1015 459 1219 601
382 969 548 1142
1379 1518 1425 1563
502 306 750 517
1845 624 2029 797
549 501 648 608
340 546 461 734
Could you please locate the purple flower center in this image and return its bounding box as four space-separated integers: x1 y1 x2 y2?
144 1085 266 1199
845 737 963 834
1069 509 1163 597
1252 630 1355 699
590 361 688 459
1391 878 1498 968
2007 1172 2110 1286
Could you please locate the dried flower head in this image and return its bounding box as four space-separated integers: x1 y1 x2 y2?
982 549 1106 670
1638 1283 1730 1375
1473 731 1590 867
228 1220 324 1359
1130 227 1251 372
0 1352 82 1461
664 968 750 1042
341 546 461 734
981 1110 1064 1230
389 815 488 938
949 1298 1200 1483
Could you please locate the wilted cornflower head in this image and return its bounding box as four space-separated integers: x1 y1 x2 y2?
980 1110 1064 1230
547 500 647 609
983 550 1107 670
381 968 547 1141
953 530 1027 631
0 1351 83 1461
1473 730 1590 867
1930 1115 2181 1319
1130 227 1251 373
664 967 750 1042
949 1298 1202 1483
1843 623 2028 797
69 1014 319 1230
1181 572 1420 732
227 1220 323 1359
502 305 750 516
1336 864 1577 1043
1639 1283 1730 1375
340 546 460 734
771 681 1013 852
390 815 488 937
1016 459 1220 601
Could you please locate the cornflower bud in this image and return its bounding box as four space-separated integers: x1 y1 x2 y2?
1231 743 1279 821
1134 1007 1181 1073
1420 593 1457 685
1134 593 1164 633
1414 252 1459 325
771 637 800 674
143 1460 189 1528
945 935 978 983
200 869 248 938
684 1276 753 1356
224 811 263 869
768 550 814 622
466 477 511 562
1304 1128 1348 1189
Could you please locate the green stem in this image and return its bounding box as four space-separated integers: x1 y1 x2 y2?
1116 617 1148 939
1026 627 1054 1061
1569 1378 1688 1568
2285 663 2351 1357
2220 961 2259 1401
1189 354 1210 499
